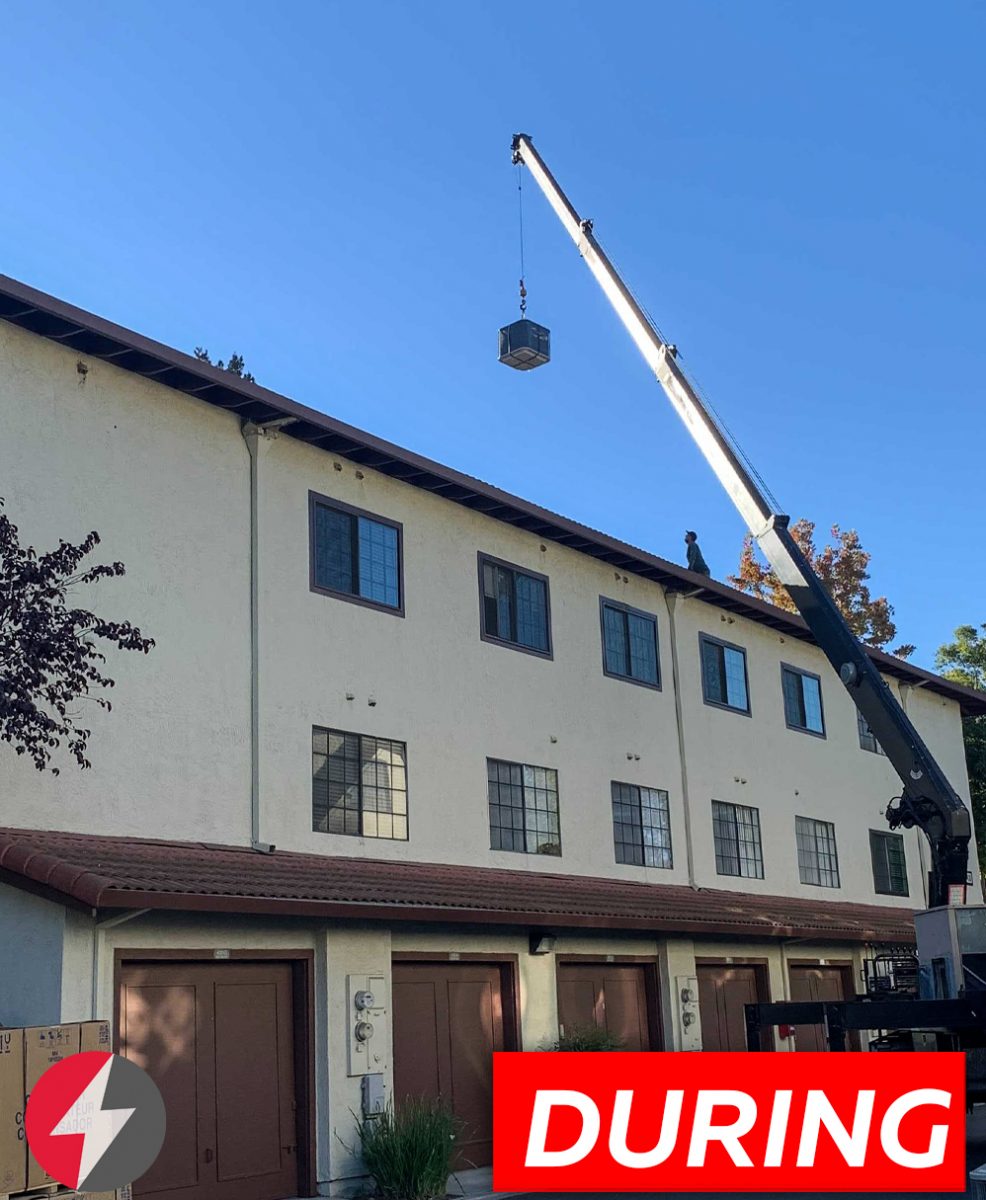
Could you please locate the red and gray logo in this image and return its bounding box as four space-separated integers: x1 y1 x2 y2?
25 1052 166 1192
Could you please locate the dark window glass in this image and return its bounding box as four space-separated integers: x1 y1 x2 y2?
870 830 908 896
858 710 886 755
487 758 560 855
795 815 840 887
612 781 672 868
782 666 825 734
313 499 400 609
312 726 408 840
712 800 764 878
480 559 550 653
601 601 659 686
700 636 749 711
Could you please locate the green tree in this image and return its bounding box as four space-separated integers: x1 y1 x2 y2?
730 519 915 658
193 347 255 383
935 623 986 876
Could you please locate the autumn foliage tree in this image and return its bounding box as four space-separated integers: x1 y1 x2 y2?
0 499 154 773
729 519 915 658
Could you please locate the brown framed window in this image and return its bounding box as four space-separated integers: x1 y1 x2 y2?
781 664 825 735
795 815 840 887
870 830 908 896
478 554 551 657
700 634 750 713
487 758 560 855
600 599 660 688
612 781 672 868
312 726 408 840
712 800 764 879
310 492 403 614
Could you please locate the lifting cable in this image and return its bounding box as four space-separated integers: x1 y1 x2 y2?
516 162 527 317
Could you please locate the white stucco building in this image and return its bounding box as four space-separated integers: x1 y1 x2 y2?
0 274 982 1200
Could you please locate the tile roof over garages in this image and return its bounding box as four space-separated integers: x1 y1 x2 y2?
0 828 915 944
0 273 983 718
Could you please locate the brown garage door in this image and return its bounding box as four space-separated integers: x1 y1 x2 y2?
789 964 856 1051
557 963 655 1050
119 962 299 1200
392 962 507 1168
697 963 766 1051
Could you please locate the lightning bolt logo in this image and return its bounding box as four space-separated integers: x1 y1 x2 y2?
51 1056 136 1187
26 1046 166 1192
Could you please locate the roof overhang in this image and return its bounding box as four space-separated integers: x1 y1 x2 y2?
0 828 916 945
1 272 982 716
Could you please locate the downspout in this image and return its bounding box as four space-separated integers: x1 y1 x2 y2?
898 680 931 907
241 418 293 853
90 908 151 1019
664 590 698 888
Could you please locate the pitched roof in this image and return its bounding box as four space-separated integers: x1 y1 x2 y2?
0 827 915 944
1 272 982 716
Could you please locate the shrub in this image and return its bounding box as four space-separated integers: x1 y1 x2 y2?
546 1024 625 1051
356 1097 461 1200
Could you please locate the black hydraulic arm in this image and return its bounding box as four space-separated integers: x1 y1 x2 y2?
511 133 970 906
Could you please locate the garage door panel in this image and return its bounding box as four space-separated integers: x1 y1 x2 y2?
557 978 599 1036
789 965 851 1051
121 983 202 1195
120 962 299 1200
393 963 508 1169
392 980 445 1098
600 976 647 1050
556 964 654 1051
697 964 765 1052
214 980 286 1182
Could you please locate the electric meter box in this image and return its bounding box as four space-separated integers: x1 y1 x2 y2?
499 319 550 370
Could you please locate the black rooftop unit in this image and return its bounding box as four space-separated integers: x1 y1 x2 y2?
498 319 550 370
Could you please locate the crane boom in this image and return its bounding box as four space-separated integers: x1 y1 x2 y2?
512 132 970 907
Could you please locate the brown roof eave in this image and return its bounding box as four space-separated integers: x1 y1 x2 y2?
89 887 912 945
1 273 982 717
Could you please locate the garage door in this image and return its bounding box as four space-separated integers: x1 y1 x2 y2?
789 964 854 1051
119 962 299 1200
557 963 655 1050
697 963 765 1051
392 962 506 1167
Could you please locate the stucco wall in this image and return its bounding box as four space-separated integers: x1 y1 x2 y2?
0 319 979 910
0 883 65 1025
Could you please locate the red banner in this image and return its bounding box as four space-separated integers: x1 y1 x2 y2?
493 1051 965 1192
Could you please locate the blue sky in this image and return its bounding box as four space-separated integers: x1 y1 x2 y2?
2 2 983 667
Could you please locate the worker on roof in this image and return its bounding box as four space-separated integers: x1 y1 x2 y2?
685 531 710 577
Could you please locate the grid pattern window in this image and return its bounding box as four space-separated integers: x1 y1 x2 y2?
611 782 672 868
781 666 825 735
712 800 764 879
312 496 401 610
480 557 550 654
858 710 886 755
487 759 561 855
312 727 408 840
601 601 660 687
795 816 840 887
700 636 750 712
870 830 908 896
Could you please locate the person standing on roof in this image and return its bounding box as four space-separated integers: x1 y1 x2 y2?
684 531 711 577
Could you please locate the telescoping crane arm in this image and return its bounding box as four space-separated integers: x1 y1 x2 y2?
511 133 971 908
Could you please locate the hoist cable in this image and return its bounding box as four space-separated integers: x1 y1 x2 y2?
517 163 527 316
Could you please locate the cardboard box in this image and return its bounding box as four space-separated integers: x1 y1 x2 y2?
0 1027 26 1195
80 1020 112 1054
24 1023 81 1189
